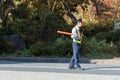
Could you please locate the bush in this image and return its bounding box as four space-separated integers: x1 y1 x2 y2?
14 49 32 57
42 13 69 41
82 19 113 37
116 39 120 53
81 37 119 58
95 30 120 43
51 36 72 57
29 42 51 56
23 36 73 57
0 36 11 53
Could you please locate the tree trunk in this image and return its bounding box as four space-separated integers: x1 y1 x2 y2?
67 12 77 25
93 0 101 19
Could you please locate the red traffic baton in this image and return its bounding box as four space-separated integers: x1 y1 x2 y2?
57 30 73 36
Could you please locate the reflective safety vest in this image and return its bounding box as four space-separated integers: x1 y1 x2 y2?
73 39 82 44
73 27 82 44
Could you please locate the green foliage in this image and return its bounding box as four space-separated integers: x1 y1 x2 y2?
81 37 119 58
27 36 72 57
82 19 113 37
0 0 120 58
83 53 114 59
0 0 15 34
95 30 120 43
116 39 120 53
0 36 119 58
29 42 51 56
60 0 89 12
51 36 72 57
11 3 30 19
0 37 11 53
14 49 32 57
42 13 67 41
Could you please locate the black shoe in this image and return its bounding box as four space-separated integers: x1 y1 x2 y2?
75 67 85 70
82 68 85 70
69 67 75 69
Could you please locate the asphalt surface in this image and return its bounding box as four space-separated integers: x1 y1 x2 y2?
0 62 120 80
0 57 120 80
0 62 120 75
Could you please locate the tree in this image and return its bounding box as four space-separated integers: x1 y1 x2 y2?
58 0 89 24
0 0 14 34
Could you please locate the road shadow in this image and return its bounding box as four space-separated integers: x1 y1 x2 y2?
83 66 120 70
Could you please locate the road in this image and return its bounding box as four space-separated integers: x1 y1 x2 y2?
0 61 120 80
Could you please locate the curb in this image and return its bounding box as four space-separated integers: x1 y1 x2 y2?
0 57 120 64
0 57 90 63
90 59 120 65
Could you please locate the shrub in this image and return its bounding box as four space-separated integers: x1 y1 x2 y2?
14 49 32 57
26 36 72 57
82 18 113 37
81 37 119 58
116 39 120 53
42 13 69 41
29 42 51 56
51 36 72 57
0 36 12 53
95 30 120 43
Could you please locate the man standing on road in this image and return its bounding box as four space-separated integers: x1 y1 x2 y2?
69 18 83 70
